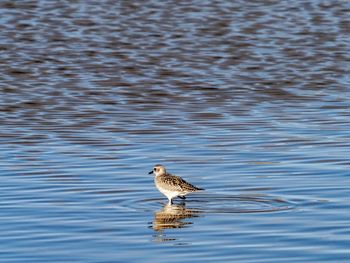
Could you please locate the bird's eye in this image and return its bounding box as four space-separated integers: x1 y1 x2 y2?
153 168 157 171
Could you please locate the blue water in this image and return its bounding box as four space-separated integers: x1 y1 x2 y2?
1 0 350 262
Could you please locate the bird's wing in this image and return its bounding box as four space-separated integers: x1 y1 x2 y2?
159 174 202 192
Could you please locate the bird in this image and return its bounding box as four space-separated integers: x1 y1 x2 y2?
149 164 204 205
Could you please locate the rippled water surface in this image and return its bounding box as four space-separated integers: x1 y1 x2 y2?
1 0 350 262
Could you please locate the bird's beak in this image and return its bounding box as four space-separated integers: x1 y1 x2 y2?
148 170 153 174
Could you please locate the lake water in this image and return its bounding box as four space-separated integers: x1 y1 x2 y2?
1 0 350 262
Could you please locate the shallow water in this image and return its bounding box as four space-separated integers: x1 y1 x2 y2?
1 0 350 262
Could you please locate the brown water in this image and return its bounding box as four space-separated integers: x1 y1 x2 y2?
1 0 350 262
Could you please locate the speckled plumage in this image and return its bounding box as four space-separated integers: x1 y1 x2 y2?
149 164 204 204
155 173 202 193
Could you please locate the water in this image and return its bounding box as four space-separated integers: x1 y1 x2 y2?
1 0 350 262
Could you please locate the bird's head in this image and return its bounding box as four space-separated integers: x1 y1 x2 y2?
149 164 166 176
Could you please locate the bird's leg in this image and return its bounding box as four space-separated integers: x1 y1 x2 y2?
168 198 173 205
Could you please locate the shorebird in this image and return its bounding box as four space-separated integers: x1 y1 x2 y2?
149 164 204 205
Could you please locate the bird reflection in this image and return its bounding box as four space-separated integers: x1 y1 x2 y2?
151 203 202 242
